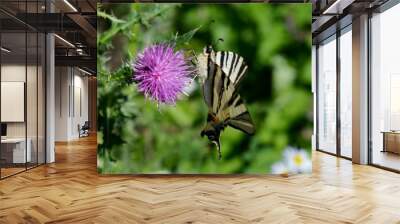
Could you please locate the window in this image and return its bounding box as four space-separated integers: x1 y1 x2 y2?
370 3 400 171
0 1 46 179
339 26 352 158
317 35 337 154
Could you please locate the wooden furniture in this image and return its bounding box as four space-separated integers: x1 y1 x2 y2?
382 131 400 154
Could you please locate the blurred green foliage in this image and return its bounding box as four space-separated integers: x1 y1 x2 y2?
97 3 312 174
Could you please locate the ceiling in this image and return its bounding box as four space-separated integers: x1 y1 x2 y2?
0 0 97 75
312 0 390 44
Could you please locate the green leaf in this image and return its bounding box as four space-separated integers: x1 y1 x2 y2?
97 10 126 24
168 27 201 48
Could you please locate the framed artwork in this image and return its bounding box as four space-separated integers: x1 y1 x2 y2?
97 3 312 174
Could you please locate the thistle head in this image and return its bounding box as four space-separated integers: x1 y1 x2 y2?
133 44 194 105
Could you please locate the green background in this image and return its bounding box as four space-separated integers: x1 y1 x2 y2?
97 3 312 174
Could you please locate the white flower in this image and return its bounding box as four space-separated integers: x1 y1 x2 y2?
271 162 289 175
270 146 312 175
283 147 312 174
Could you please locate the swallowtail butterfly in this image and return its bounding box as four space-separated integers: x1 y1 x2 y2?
196 45 255 160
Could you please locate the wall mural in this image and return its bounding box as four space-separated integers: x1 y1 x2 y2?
97 3 312 174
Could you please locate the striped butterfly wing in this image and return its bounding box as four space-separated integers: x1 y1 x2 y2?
213 51 248 88
202 55 225 113
203 56 255 135
218 85 255 135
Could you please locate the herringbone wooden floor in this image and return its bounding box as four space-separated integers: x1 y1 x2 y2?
1 135 400 224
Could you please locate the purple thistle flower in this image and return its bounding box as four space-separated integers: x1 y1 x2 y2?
133 44 194 105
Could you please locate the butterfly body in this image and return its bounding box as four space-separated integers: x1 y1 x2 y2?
197 45 255 159
200 113 225 160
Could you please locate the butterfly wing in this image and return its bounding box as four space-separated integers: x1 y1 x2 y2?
217 84 255 135
213 51 248 88
227 108 255 135
200 49 254 159
202 54 226 114
203 58 255 134
200 49 249 107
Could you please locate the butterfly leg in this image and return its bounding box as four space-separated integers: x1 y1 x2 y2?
190 49 199 65
212 140 222 160
189 49 201 82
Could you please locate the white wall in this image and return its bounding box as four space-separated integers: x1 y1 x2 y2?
1 65 26 140
1 65 39 137
1 82 25 122
1 66 26 135
71 73 89 138
55 67 89 141
1 65 25 81
1 63 46 164
55 66 69 141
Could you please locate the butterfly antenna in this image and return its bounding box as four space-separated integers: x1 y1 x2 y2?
198 19 215 35
211 37 224 49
